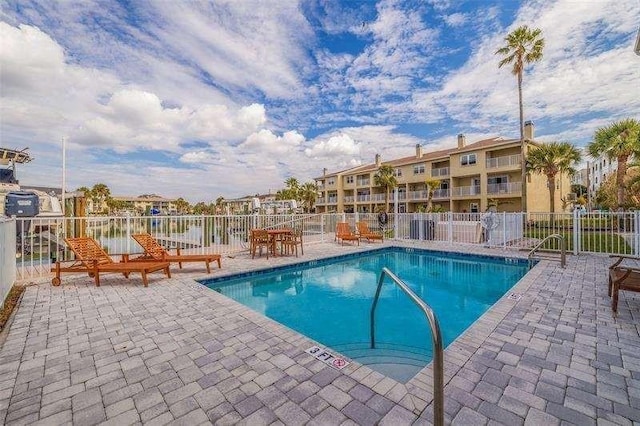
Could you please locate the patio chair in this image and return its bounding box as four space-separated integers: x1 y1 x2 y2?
281 228 304 257
51 237 171 287
251 229 273 259
356 221 384 243
131 233 221 273
608 255 640 313
335 222 360 246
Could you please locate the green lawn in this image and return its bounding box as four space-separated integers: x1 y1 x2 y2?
523 229 633 254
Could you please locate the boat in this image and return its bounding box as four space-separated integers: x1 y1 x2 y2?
1 147 63 218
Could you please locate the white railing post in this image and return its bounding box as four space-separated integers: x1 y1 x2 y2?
448 212 453 245
126 212 131 254
502 212 507 250
635 211 640 256
321 214 325 243
572 209 579 255
201 214 206 254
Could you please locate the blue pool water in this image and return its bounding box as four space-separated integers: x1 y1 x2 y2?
200 248 530 383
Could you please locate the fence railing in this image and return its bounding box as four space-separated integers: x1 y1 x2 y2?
1 218 17 308
5 211 639 281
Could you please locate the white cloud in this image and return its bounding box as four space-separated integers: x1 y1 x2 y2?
240 130 305 154
442 13 467 27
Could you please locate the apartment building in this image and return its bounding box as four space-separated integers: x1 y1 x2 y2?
588 156 618 194
315 122 570 214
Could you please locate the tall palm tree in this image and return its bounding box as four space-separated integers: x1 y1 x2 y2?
496 25 544 212
587 118 640 210
373 164 397 213
284 177 301 202
424 178 441 212
300 182 318 213
526 141 582 212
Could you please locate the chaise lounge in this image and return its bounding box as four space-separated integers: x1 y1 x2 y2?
335 222 360 246
132 233 222 273
608 254 640 313
356 221 384 243
52 237 171 287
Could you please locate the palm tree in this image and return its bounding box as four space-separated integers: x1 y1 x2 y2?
526 141 582 212
284 177 301 201
173 197 191 214
373 164 397 213
496 25 544 212
90 183 111 214
300 182 318 213
587 118 640 210
424 178 441 212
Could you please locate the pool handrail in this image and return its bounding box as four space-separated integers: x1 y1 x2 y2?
528 233 566 268
370 267 444 426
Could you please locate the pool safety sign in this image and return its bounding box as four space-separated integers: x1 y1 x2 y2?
305 346 350 370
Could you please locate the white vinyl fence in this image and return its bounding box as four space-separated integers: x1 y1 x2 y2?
0 218 17 308
4 211 639 281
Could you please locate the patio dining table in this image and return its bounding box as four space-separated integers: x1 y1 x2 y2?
266 228 293 256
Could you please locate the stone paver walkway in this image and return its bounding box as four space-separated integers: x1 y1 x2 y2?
0 241 639 425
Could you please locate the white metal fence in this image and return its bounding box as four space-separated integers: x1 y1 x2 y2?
5 211 639 281
0 218 17 308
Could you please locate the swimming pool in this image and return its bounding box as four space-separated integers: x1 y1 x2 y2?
200 247 530 383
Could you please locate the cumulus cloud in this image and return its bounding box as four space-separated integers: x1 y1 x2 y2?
240 130 305 154
442 13 467 27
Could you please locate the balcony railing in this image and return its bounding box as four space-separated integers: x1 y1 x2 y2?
344 196 355 203
316 197 326 205
372 194 386 201
327 197 338 204
431 167 450 177
433 189 450 199
487 182 522 195
357 194 371 202
452 185 481 197
357 179 370 186
486 154 521 169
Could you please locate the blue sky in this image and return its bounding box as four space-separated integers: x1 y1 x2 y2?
1 0 638 202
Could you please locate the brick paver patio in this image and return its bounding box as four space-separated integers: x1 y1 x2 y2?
0 241 639 425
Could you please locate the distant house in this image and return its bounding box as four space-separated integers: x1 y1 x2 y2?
89 195 176 215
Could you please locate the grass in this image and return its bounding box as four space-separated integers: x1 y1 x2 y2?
524 230 633 254
0 285 25 333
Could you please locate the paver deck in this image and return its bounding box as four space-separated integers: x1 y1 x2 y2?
1 241 639 425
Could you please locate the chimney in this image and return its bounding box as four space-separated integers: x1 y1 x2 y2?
415 144 423 159
457 134 466 149
375 153 381 167
323 167 327 177
524 121 534 140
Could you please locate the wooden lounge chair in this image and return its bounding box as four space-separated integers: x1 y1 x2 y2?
52 237 171 287
609 255 640 313
335 222 360 246
132 233 221 273
356 221 384 242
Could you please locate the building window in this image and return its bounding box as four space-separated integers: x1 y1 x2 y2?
413 164 425 174
346 176 354 184
394 168 403 177
461 154 477 166
327 178 335 185
470 203 479 213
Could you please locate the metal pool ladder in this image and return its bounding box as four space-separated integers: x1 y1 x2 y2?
528 233 566 268
370 267 444 426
